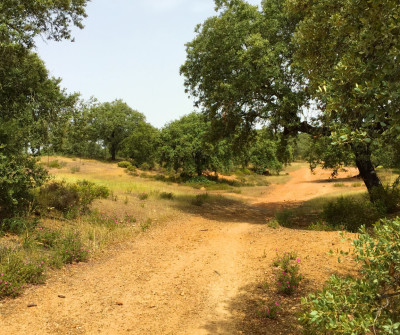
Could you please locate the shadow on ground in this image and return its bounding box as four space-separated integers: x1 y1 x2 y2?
199 280 312 335
173 195 277 225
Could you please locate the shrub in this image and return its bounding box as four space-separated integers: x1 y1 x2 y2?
273 252 303 295
308 220 335 231
275 209 293 227
36 181 80 213
191 193 209 206
257 301 281 319
370 183 400 214
160 192 174 200
126 164 136 172
322 197 379 232
140 162 151 171
47 160 66 169
267 219 280 229
56 231 89 264
0 154 48 218
0 217 38 235
70 166 80 173
34 227 62 249
37 180 109 217
117 161 132 169
300 218 400 334
71 180 110 211
0 254 46 298
138 192 148 200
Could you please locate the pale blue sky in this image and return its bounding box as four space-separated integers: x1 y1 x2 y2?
36 0 260 128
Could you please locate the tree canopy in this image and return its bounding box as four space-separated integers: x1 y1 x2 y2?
181 0 400 199
158 113 233 177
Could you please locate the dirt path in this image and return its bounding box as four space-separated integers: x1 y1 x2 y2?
0 167 359 334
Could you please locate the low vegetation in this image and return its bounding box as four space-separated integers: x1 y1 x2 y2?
300 218 400 334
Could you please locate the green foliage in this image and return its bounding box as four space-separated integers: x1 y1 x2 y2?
267 219 280 229
90 99 148 161
257 301 281 319
140 162 151 171
117 161 132 168
0 217 38 236
71 180 110 211
34 227 62 249
300 218 400 334
181 0 306 141
0 252 46 299
138 193 149 201
36 180 109 217
36 181 80 213
369 183 400 214
0 154 49 218
120 122 159 167
47 160 66 169
56 231 89 264
308 220 335 232
275 209 293 228
158 113 233 177
192 193 209 206
249 131 283 175
159 192 174 200
322 197 380 233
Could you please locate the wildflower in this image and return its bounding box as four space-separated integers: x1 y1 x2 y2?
275 302 279 306
296 258 300 263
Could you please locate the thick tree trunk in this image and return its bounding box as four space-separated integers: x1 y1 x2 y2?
351 144 383 201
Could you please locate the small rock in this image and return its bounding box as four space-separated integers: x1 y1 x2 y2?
58 295 66 299
27 304 37 308
116 301 124 306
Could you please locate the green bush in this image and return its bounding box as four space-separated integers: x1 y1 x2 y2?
140 162 151 171
0 253 46 299
322 197 379 232
34 227 62 249
191 193 209 206
36 181 80 213
138 192 148 200
0 154 48 218
0 217 38 235
117 161 132 168
300 218 400 334
126 164 136 172
370 183 400 214
275 209 293 227
36 180 109 217
47 160 66 169
71 180 109 211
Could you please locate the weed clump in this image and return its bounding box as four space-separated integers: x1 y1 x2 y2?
191 193 209 206
275 209 293 227
160 192 174 200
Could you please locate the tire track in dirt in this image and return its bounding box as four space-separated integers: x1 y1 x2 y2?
0 167 359 334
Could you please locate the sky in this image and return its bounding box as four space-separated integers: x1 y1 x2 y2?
36 0 260 128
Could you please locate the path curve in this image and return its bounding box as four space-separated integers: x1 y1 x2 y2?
0 167 359 334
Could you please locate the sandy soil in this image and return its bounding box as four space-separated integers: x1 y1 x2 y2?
0 167 360 334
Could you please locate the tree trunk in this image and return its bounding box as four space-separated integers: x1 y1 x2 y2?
351 144 383 201
111 147 116 161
